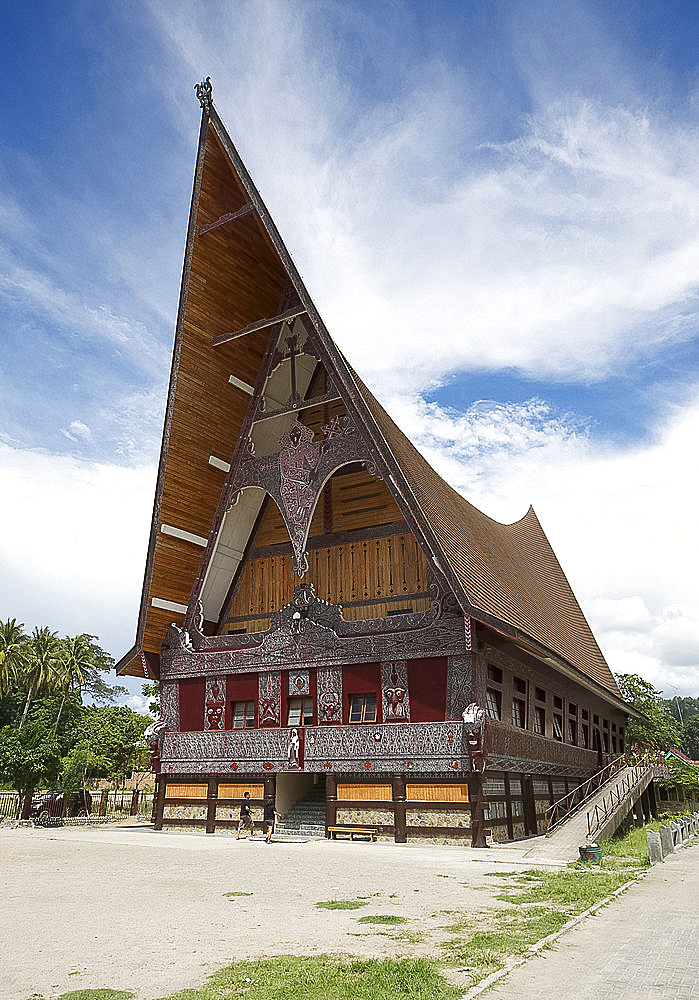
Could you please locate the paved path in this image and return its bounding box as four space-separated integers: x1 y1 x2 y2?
482 842 699 1000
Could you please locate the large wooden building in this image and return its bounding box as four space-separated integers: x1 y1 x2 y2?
117 80 634 844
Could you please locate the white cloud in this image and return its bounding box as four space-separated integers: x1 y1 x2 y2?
0 442 154 665
61 420 92 444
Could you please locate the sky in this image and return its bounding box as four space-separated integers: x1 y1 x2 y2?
1 0 698 713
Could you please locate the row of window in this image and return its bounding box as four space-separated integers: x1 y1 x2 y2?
232 694 377 729
485 664 625 752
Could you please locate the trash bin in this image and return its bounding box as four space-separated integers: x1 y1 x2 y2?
579 844 602 863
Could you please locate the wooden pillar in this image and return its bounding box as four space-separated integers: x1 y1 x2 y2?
263 775 276 835
468 772 487 847
648 780 658 819
393 773 407 844
153 775 166 830
325 773 337 836
205 777 218 834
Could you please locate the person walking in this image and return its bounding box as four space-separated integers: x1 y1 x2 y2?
236 791 254 839
264 798 283 843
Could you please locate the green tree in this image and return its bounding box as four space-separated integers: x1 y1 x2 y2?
18 628 62 729
615 673 682 751
0 723 61 807
69 705 150 787
0 618 29 698
681 715 699 760
142 680 160 716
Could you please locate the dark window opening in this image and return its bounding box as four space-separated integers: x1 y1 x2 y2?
487 665 503 684
233 701 255 729
349 694 377 724
533 705 545 735
511 697 526 728
485 688 502 721
287 697 314 726
553 714 563 741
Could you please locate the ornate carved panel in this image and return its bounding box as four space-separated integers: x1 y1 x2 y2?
161 579 469 680
160 681 179 731
381 660 410 721
204 676 226 731
446 655 475 720
288 669 310 696
317 666 342 724
159 722 468 776
259 670 281 727
229 413 375 576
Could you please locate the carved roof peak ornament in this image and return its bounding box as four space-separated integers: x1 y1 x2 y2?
194 77 213 115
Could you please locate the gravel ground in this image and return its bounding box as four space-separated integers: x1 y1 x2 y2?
0 821 554 1000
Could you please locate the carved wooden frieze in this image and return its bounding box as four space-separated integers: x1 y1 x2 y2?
204 676 226 731
160 680 179 731
259 670 281 726
228 413 375 576
317 666 342 723
158 722 468 776
446 655 475 720
381 660 410 721
161 581 469 680
288 669 310 697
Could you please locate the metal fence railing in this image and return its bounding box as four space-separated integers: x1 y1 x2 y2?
545 755 627 834
0 788 155 824
586 761 653 840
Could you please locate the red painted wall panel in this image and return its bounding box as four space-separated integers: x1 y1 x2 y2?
178 678 205 731
341 662 381 723
407 657 447 722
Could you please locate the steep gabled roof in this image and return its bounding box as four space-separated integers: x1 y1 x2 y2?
117 82 620 704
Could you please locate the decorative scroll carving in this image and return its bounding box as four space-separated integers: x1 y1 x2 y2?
446 655 475 720
317 666 342 723
259 671 281 726
288 669 310 696
161 579 469 680
160 680 179 731
381 660 410 721
228 413 373 576
194 76 213 115
204 676 226 731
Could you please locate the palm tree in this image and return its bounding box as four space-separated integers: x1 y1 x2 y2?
53 634 94 734
18 627 61 729
0 618 29 697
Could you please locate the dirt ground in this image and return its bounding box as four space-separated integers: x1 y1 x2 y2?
0 820 562 1000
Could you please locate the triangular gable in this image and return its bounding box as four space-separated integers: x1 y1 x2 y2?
118 81 621 709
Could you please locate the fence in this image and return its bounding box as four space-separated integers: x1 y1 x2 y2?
585 760 653 839
0 788 154 824
545 755 627 833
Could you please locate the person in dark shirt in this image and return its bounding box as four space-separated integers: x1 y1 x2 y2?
264 798 283 844
236 791 254 839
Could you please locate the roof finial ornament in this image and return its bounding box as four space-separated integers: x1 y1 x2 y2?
195 77 213 116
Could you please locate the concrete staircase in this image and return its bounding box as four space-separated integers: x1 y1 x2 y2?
274 780 326 840
519 762 655 863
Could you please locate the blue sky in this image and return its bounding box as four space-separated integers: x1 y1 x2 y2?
1 0 698 707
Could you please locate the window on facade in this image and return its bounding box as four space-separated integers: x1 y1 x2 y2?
552 713 563 741
603 729 610 752
487 665 503 684
533 705 545 735
568 702 578 716
593 713 600 725
568 719 577 745
582 723 590 748
619 727 625 752
348 694 377 724
287 698 314 726
513 676 527 695
233 701 255 729
387 607 412 616
553 695 563 710
582 708 589 722
485 688 502 721
511 698 526 728
535 686 546 702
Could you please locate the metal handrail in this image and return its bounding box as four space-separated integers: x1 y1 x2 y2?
545 754 626 834
586 760 653 839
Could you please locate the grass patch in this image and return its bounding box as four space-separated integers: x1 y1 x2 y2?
161 955 463 1000
223 891 253 898
495 868 635 914
50 992 134 1000
357 914 407 925
316 898 367 910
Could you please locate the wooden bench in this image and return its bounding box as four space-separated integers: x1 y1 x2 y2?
328 826 378 842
